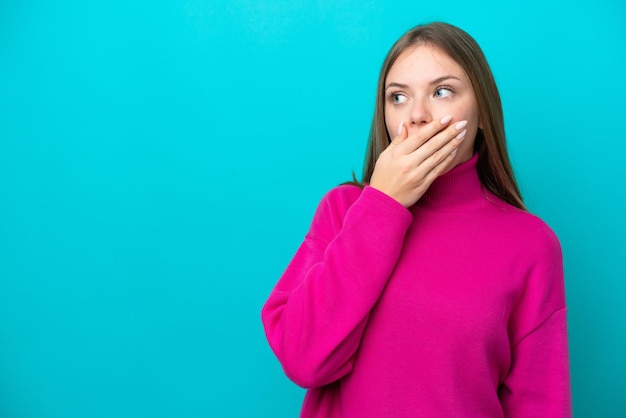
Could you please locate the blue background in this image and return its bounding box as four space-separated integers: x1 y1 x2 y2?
1 0 624 416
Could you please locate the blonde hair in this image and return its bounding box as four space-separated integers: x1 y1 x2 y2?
359 22 525 210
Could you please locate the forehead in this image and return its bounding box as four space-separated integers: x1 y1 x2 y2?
386 44 468 84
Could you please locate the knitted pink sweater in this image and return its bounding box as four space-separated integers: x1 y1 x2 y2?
262 154 572 417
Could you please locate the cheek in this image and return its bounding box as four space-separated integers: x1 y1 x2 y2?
384 116 393 135
384 109 399 136
448 101 479 129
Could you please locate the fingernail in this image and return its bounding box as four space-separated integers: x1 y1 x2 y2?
450 149 458 156
455 129 467 140
455 120 467 130
440 115 452 124
397 121 403 135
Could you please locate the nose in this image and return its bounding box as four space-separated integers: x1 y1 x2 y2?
408 96 432 128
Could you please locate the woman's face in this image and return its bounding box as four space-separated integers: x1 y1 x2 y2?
384 43 481 168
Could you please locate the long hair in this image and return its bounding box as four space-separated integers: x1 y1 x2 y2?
358 22 525 210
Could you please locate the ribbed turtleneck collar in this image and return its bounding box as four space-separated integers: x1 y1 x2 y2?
414 152 487 212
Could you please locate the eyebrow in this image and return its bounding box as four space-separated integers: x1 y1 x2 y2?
385 75 462 90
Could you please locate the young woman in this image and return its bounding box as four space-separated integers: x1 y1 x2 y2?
262 22 572 417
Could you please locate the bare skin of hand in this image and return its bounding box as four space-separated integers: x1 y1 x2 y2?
369 116 468 208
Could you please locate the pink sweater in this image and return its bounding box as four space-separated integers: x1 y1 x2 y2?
262 154 572 417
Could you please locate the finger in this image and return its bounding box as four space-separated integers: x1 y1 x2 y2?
409 120 467 163
390 120 408 145
419 146 460 186
397 114 452 154
408 126 467 176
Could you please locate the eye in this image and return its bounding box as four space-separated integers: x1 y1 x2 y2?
387 92 409 105
434 86 454 98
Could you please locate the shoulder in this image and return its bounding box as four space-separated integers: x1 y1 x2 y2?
320 184 408 218
319 184 364 210
313 184 363 230
298 184 364 244
487 195 562 258
312 184 411 237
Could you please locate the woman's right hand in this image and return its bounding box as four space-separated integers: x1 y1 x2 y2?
369 115 468 208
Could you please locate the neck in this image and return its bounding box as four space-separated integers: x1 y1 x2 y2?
415 153 486 212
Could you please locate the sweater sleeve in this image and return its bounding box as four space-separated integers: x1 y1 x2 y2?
261 186 412 388
499 225 572 417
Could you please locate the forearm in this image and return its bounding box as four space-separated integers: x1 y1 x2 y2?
262 186 412 388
